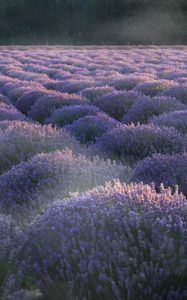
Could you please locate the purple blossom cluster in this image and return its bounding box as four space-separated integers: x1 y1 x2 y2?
20 181 187 300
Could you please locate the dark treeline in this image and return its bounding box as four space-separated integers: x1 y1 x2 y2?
0 0 187 45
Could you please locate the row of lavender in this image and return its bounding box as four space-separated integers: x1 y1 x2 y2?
0 47 187 299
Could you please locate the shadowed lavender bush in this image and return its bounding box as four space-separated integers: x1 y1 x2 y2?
122 96 185 125
94 91 139 120
0 121 82 174
20 181 187 300
0 150 129 211
8 86 33 103
65 113 120 144
1 80 25 96
28 92 87 123
132 154 187 196
92 124 185 163
15 89 48 114
135 80 173 97
161 85 187 104
48 104 100 127
150 110 187 135
81 86 115 101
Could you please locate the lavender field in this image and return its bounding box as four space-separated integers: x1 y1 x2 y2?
0 46 187 300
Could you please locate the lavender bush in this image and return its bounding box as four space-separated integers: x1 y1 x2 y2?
150 110 187 135
0 214 21 294
0 150 129 211
135 80 173 97
81 86 115 101
132 153 187 196
161 85 187 104
28 92 87 122
122 96 185 124
0 122 82 174
16 89 48 114
48 104 100 127
92 124 185 162
0 102 26 122
20 181 187 300
65 113 120 144
110 74 151 90
49 79 94 94
94 91 140 120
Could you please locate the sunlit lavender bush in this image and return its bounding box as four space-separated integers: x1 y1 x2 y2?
92 124 185 162
122 96 185 124
20 181 187 300
150 110 187 135
65 112 120 144
132 153 187 196
0 150 130 212
0 121 82 174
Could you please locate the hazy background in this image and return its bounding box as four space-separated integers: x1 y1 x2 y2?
0 0 187 45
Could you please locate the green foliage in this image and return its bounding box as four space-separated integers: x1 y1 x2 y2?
0 0 186 44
